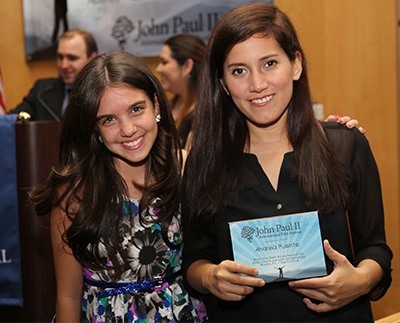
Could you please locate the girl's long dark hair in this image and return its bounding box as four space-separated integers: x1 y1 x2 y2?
31 52 182 276
183 3 349 234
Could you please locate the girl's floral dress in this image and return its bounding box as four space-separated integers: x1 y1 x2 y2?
81 198 207 322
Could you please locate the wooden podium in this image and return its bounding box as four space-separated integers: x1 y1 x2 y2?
0 121 61 322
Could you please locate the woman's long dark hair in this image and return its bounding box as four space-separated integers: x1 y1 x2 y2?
184 3 349 234
31 52 182 276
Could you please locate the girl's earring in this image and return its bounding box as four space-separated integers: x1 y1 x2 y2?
98 135 103 143
155 114 161 123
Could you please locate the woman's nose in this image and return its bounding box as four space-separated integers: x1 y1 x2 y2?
249 71 268 92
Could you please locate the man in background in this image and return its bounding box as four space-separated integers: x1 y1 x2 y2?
9 29 97 121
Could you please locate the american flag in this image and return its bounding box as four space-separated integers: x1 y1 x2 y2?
0 67 6 114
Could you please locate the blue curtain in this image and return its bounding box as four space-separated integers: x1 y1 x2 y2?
0 114 23 306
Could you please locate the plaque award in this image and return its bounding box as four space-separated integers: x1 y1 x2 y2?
229 211 327 282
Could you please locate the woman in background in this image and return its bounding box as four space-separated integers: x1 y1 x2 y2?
156 33 206 148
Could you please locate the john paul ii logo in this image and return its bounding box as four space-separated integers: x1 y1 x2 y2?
111 16 135 50
241 226 255 243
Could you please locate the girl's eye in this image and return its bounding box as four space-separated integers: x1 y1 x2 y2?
131 105 143 113
98 116 115 126
232 68 245 76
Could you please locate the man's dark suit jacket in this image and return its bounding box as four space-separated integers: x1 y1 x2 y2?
9 77 66 121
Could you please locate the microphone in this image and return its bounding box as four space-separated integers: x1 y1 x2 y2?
37 85 62 122
17 111 32 122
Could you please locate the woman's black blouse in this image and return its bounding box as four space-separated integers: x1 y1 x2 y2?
182 123 392 322
178 116 192 148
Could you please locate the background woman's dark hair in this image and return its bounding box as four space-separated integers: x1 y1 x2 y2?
183 3 349 234
31 52 182 276
164 33 206 118
165 33 206 101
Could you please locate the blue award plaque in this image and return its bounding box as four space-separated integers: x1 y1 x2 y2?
229 211 327 283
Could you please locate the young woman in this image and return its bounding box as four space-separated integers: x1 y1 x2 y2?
182 3 392 322
31 52 207 322
156 33 206 147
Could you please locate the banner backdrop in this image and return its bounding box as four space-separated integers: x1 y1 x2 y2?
0 114 23 306
23 0 273 60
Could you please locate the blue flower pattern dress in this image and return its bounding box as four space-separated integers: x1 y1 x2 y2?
81 198 207 322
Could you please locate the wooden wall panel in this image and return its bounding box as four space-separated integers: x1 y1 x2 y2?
0 0 56 109
1 0 398 320
323 1 399 319
277 0 400 319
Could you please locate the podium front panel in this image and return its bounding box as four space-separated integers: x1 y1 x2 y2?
0 121 61 322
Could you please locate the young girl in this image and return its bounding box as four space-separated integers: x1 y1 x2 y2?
182 3 392 322
31 52 207 322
